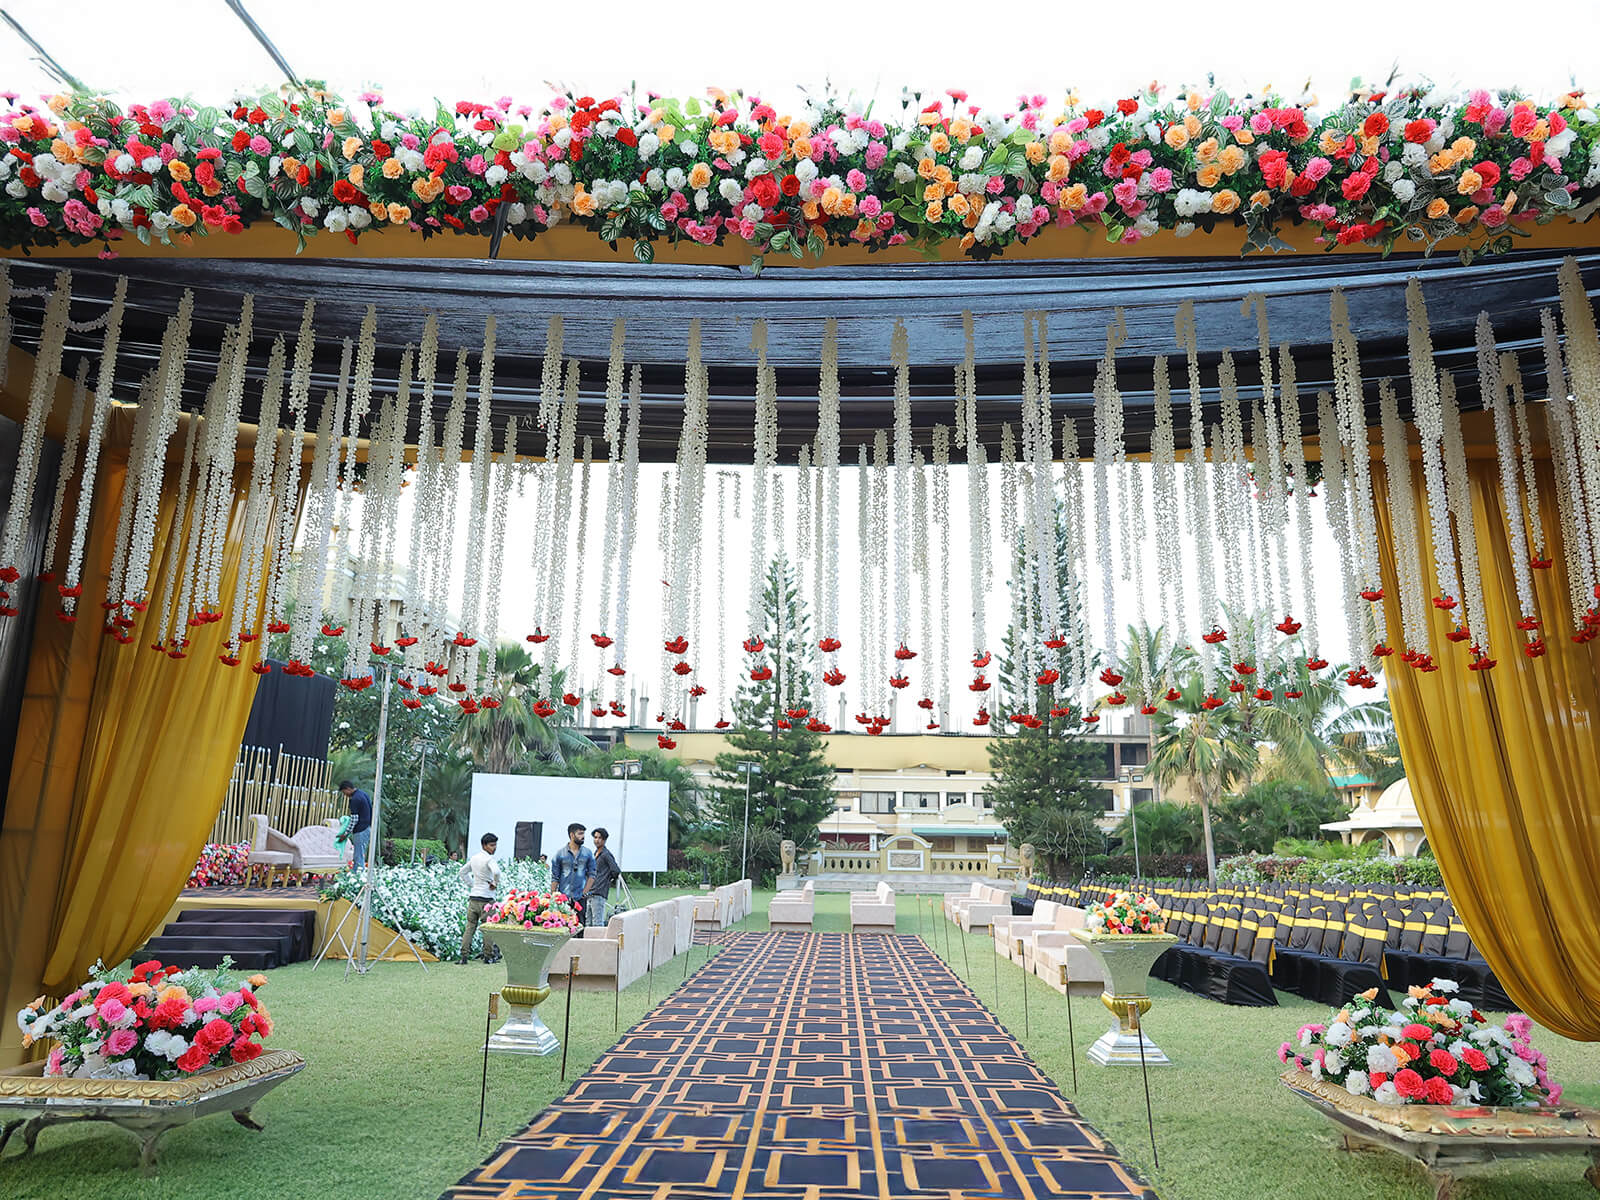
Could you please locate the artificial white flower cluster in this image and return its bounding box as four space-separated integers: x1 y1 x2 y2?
1406 280 1464 611
931 424 952 720
1480 315 1537 628
749 320 779 635
1379 381 1430 654
610 365 644 702
1 275 70 584
1330 291 1386 653
225 337 285 655
1177 301 1219 694
890 320 914 652
1441 374 1488 651
1277 344 1320 658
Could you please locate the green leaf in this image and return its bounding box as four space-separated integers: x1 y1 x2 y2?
983 144 1009 171
135 224 151 245
1007 150 1030 177
194 107 222 132
243 172 268 200
492 130 519 152
1545 188 1574 209
1210 90 1231 114
750 253 764 275
806 231 824 258
753 221 775 241
632 239 654 264
770 229 791 250
685 97 702 116
788 238 803 259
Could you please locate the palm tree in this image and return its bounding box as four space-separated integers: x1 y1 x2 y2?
453 643 595 772
1114 622 1189 801
1150 673 1259 885
418 748 475 855
1111 799 1201 855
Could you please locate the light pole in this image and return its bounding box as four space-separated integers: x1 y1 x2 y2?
737 761 761 882
410 737 428 865
1120 768 1144 879
611 758 642 910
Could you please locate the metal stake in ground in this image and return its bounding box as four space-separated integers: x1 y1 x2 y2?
1130 1001 1158 1168
991 940 1000 1018
1021 949 1031 1037
1060 963 1078 1094
959 917 972 981
478 992 497 1139
614 934 623 1031
559 953 578 1081
646 922 658 1006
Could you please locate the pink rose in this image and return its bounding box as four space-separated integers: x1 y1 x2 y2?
846 169 867 192
1148 167 1173 192
26 206 46 226
466 154 487 176
858 194 882 218
864 141 887 169
446 184 472 204
1112 178 1139 208
1303 156 1332 182
249 134 271 155
1220 114 1244 131
98 998 127 1024
46 1046 64 1075
105 1028 138 1056
1509 108 1538 139
469 205 490 222
986 175 1004 194
1250 112 1273 134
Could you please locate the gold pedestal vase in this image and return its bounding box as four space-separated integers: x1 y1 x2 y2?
1072 930 1178 1066
481 925 574 1056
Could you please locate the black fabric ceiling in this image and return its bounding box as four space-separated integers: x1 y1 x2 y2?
5 247 1597 463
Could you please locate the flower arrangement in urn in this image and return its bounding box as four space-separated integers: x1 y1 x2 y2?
1084 891 1166 935
15 959 273 1080
1279 979 1561 1107
484 888 581 932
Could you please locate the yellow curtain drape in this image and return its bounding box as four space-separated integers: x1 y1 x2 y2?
1373 447 1600 1040
1 407 272 1065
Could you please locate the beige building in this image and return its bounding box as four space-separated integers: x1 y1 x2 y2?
1320 776 1429 857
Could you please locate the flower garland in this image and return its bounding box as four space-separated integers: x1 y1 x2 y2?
1150 355 1182 648
890 320 914 661
0 273 71 596
1504 353 1548 569
538 316 564 432
715 471 737 720
932 424 952 725
1318 391 1366 674
610 365 644 705
1248 296 1294 646
1542 308 1597 629
564 437 593 707
1441 374 1489 658
1029 313 1063 651
1058 413 1091 707
155 409 203 653
1557 260 1600 627
1092 314 1127 671
1177 301 1219 696
750 319 777 635
197 298 253 622
1407 280 1462 611
12 86 1596 265
1215 350 1249 642
818 318 843 695
456 319 497 681
480 413 518 701
1379 380 1431 656
595 323 629 676
38 360 89 584
1331 290 1386 653
965 378 990 678
288 374 343 670
1277 344 1321 662
263 302 316 642
1479 316 1537 634
58 276 128 619
400 316 439 688
541 359 581 681
223 336 284 657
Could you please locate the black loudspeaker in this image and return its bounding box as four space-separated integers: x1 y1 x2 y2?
515 821 543 861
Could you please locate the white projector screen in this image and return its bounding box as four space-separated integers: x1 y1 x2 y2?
467 773 670 872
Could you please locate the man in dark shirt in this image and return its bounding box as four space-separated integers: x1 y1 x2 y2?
583 827 620 926
339 780 374 871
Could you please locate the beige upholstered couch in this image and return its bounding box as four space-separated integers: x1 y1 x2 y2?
672 895 698 953
551 906 652 991
1028 905 1107 994
247 815 348 885
645 898 679 968
850 882 896 934
952 883 1012 933
995 899 1061 962
768 882 815 932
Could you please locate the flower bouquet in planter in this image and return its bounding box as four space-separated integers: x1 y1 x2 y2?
1083 890 1167 935
1278 980 1600 1196
15 958 274 1081
1279 978 1560 1107
480 889 582 1056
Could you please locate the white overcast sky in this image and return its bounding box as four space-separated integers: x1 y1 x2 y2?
12 3 1570 726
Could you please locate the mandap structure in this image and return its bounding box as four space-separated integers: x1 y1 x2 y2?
1 81 1600 1063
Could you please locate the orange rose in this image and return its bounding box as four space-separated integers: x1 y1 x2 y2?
1196 164 1223 189
1047 154 1070 182
917 157 938 179
801 200 820 221
687 163 712 190
1062 182 1089 210
949 118 973 143
1025 140 1046 164
1218 145 1247 174
382 157 403 179
1319 130 1345 156
1183 112 1202 136
929 131 951 155
790 137 812 159
949 193 971 217
167 160 191 182
924 182 943 202
934 164 953 184
1426 197 1450 219
1233 128 1255 145
789 120 812 140
960 232 976 251
1164 126 1190 151
1249 189 1271 209
1454 205 1479 225
171 204 196 227
819 186 842 214
348 163 365 187
1195 137 1220 164
386 203 411 224
1456 169 1483 195
411 176 444 202
51 138 76 163
342 136 364 160
1210 189 1240 214
925 199 944 222
1049 130 1073 155
570 187 597 217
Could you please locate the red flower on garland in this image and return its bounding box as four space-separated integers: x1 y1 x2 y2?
1524 638 1547 657
609 701 627 717
562 692 581 706
1275 616 1302 635
1432 595 1458 611
1165 686 1181 702
1359 588 1384 602
1373 643 1394 657
267 621 290 634
808 719 832 733
1201 695 1225 710
607 664 627 676
1227 680 1247 693
889 675 910 689
533 699 556 718
894 644 917 661
1049 705 1071 718
480 697 501 709
690 685 708 697
668 718 686 731
786 707 809 719
823 668 846 686
370 642 390 655
818 636 841 652
452 632 477 647
715 718 731 728
448 680 468 693
657 735 676 750
1514 615 1540 631
1139 704 1158 715
395 636 418 647
1202 627 1228 644
972 708 991 727
969 674 991 692
917 697 935 710
1233 662 1257 676
751 665 773 682
251 662 272 675
321 623 344 637
971 651 991 668
1254 687 1273 701
1445 627 1471 643
1081 713 1100 725
590 633 614 648
664 635 689 654
591 706 607 717
777 719 792 729
1036 668 1060 686
1530 554 1553 569
1306 657 1329 671
402 697 422 709
418 684 438 696
1043 634 1068 650
1099 667 1123 686
742 636 765 653
672 660 693 675
1106 691 1127 706
527 628 550 643
218 654 241 667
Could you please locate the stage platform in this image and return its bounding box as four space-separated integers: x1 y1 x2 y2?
158 889 438 964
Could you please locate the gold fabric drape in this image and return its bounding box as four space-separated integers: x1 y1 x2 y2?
1 407 271 1066
1374 453 1600 1039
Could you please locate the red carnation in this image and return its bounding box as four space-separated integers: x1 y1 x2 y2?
1116 98 1139 116
175 1044 213 1073
231 129 251 152
1403 118 1436 144
1461 1048 1490 1072
1429 1048 1459 1075
1362 112 1390 138
615 127 638 147
1393 1068 1429 1099
1083 108 1105 127
1402 1023 1434 1042
750 173 780 208
1473 160 1501 189
333 179 361 203
1425 1076 1455 1105
231 1036 264 1063
780 173 801 197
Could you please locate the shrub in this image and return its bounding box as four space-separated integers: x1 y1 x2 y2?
382 837 451 865
1079 853 1210 880
1218 851 1444 887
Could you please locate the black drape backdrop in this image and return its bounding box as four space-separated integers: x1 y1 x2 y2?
240 659 335 765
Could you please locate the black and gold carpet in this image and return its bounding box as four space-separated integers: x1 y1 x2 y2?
446 932 1152 1199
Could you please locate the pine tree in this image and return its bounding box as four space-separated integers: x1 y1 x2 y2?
709 556 836 883
983 507 1110 879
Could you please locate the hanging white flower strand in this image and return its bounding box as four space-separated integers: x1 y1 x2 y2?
913 448 933 717
480 413 518 703
715 471 738 723
261 301 315 646
457 318 497 670
1556 259 1600 635
1091 311 1127 679
401 314 439 688
564 440 593 707
1149 356 1183 662
932 425 951 727
38 361 90 586
1478 318 1537 652
538 315 564 431
611 365 644 707
1541 309 1598 631
595 321 629 673
1406 279 1463 615
0 273 72 601
1504 353 1549 570
1330 290 1386 653
1175 301 1219 697
1276 345 1322 668
222 337 285 660
541 360 581 686
749 319 777 637
1441 373 1490 666
291 338 352 668
155 408 203 655
1030 313 1062 651
1245 296 1293 648
1317 391 1367 678
818 318 843 696
890 319 914 666
1058 415 1091 709
1378 380 1430 660
1214 351 1250 648
871 429 890 722
966 405 992 719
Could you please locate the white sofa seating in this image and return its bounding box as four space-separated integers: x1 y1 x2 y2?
850 882 896 934
693 887 729 932
552 906 652 991
944 880 984 923
246 814 296 886
768 882 815 932
289 819 350 874
673 895 698 953
957 885 1012 933
995 899 1061 962
1030 905 1107 994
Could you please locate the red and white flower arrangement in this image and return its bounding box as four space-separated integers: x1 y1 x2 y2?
1280 979 1561 1108
1083 890 1166 935
482 887 582 932
16 959 274 1080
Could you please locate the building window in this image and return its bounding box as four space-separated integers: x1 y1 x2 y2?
944 769 967 776
1130 787 1154 808
905 791 938 810
945 792 966 808
1119 742 1150 768
860 791 897 814
1088 744 1115 780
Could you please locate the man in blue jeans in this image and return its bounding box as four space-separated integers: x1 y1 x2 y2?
550 823 595 924
340 780 373 871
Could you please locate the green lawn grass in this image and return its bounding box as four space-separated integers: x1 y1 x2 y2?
5 887 1597 1200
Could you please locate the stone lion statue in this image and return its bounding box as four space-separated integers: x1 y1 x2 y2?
1018 842 1037 876
780 840 797 876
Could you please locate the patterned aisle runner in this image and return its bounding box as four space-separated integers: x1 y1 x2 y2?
445 932 1152 1200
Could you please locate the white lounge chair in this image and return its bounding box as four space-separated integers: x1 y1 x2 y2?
850 882 896 934
551 907 652 991
769 882 815 932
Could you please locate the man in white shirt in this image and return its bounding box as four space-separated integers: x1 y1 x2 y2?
459 832 503 964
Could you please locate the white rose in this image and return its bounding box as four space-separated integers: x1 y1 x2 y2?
744 158 768 180
1373 1081 1403 1106
1505 1057 1536 1086
795 159 819 184
141 155 163 174
507 202 527 224
348 206 371 229
694 188 709 212
1383 159 1404 182
1174 220 1196 237
893 162 916 184
553 128 572 149
269 155 282 178
645 168 664 192
1548 129 1576 159
638 133 660 160
114 153 135 174
485 164 508 187
891 131 910 152
1392 179 1416 203
1402 143 1428 169
718 178 743 204
322 208 350 235
960 145 984 171
680 140 698 157
1344 1069 1371 1096
299 196 319 217
741 202 764 222
665 166 685 190
550 163 572 185
40 181 67 203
